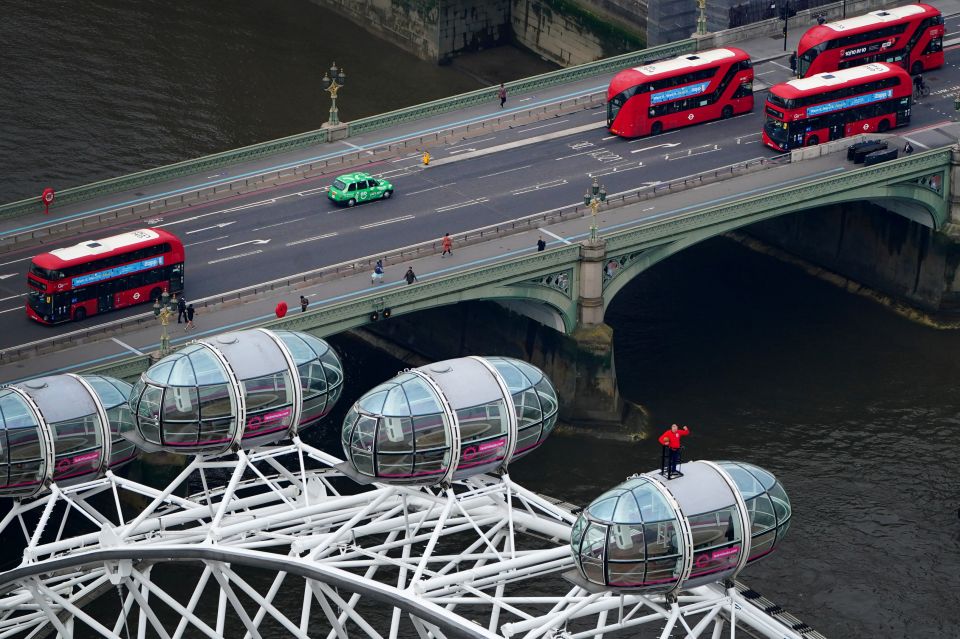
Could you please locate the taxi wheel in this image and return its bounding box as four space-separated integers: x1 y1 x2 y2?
347 198 356 208
383 190 393 199
73 308 87 322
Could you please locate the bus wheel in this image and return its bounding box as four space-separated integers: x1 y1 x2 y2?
721 105 734 119
150 287 163 302
347 198 357 208
878 119 890 133
806 135 819 147
911 61 923 75
651 122 663 136
73 308 86 322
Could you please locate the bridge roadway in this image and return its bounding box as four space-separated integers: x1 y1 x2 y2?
2 14 960 381
1 138 954 385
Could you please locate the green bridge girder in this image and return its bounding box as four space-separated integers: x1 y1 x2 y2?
84 148 955 382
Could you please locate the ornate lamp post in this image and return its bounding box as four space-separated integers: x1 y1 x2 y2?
153 290 176 357
583 178 607 242
321 62 347 127
697 0 708 36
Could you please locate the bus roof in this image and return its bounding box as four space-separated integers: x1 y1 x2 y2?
631 48 747 77
609 48 749 97
770 63 906 97
799 4 939 50
34 228 179 267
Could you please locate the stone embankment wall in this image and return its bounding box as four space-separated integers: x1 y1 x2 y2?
309 0 643 65
744 202 960 314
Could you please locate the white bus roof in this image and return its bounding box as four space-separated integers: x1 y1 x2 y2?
825 4 928 32
50 229 161 262
786 63 893 91
632 49 739 77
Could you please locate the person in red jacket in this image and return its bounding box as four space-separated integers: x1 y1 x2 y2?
659 424 690 476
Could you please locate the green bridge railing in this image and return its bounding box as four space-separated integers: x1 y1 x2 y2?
0 39 694 223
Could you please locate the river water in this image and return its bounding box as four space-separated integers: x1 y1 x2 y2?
2 1 958 637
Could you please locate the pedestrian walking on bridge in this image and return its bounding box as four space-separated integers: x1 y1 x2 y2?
498 83 507 108
176 294 187 324
441 233 452 257
300 295 309 312
404 266 418 285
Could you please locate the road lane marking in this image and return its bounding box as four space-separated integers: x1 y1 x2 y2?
111 338 145 356
297 187 328 195
0 274 17 280
0 257 31 267
359 215 416 229
157 199 276 227
477 165 531 179
448 137 493 149
0 306 23 314
184 235 229 247
253 217 306 231
630 142 681 154
540 229 572 245
512 179 568 195
903 136 930 149
521 119 569 133
448 148 477 155
435 198 489 212
286 233 338 246
217 239 271 251
186 221 236 234
407 184 455 195
428 121 606 167
0 293 24 302
340 140 362 150
588 162 644 178
208 250 263 264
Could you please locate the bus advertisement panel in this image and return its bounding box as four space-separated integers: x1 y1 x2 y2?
607 48 754 138
796 4 944 77
26 228 185 325
762 63 912 152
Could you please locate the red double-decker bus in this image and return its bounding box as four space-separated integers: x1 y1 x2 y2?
762 63 912 152
27 228 185 325
796 4 944 77
607 48 754 138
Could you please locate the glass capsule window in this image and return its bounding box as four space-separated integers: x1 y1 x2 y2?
82 376 138 469
487 357 559 459
275 331 344 429
572 476 684 592
717 461 792 563
0 389 46 498
342 374 452 482
129 344 240 453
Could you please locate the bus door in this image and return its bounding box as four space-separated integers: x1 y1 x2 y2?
51 292 72 323
828 113 845 141
169 264 184 294
98 286 114 314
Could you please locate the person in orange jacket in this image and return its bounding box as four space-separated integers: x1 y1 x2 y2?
659 424 690 475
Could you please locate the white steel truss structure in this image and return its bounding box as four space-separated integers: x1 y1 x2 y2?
0 440 820 639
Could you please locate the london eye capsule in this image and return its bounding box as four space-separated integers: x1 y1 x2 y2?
341 356 559 485
0 387 51 499
570 461 791 594
127 329 343 454
4 373 140 496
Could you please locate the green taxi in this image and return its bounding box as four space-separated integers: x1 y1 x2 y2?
327 172 394 207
